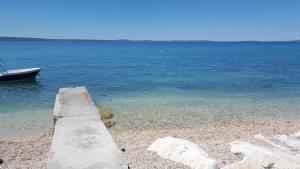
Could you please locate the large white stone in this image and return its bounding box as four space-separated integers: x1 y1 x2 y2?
147 137 218 169
274 134 300 150
224 141 300 169
292 131 300 139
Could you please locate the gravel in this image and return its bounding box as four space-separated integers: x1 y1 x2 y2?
1 117 300 169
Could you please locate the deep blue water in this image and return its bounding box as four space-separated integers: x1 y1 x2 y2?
1 41 300 137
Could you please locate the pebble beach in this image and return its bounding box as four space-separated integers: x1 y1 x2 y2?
0 130 53 169
1 117 300 169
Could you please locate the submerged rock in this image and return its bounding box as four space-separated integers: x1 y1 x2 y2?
98 107 113 119
98 107 115 128
103 119 115 128
147 137 218 169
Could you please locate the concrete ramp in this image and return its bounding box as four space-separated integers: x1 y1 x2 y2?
48 87 128 169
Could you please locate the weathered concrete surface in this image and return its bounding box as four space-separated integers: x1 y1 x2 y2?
53 87 98 118
48 87 127 169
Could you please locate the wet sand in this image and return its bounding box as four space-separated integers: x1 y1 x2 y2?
1 117 300 169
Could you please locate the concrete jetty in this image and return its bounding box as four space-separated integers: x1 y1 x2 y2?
48 87 128 169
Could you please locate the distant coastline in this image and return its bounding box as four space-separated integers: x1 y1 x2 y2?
0 36 299 42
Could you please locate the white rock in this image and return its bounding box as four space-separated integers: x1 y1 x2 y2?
291 131 300 139
147 137 218 169
254 134 291 152
224 141 300 169
274 134 300 150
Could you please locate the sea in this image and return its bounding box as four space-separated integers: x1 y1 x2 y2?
1 40 300 137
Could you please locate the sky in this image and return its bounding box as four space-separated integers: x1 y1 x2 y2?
0 0 300 41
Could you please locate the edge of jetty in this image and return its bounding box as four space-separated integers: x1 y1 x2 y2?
48 86 128 169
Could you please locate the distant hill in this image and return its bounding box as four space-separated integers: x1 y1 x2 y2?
0 37 122 42
0 37 300 42
0 37 52 41
0 37 213 42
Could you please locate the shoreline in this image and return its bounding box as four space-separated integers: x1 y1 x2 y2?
1 117 300 168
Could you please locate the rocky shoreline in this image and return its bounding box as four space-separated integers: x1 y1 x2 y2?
1 117 300 169
111 117 300 169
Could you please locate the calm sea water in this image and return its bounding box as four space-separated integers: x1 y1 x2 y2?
1 41 300 137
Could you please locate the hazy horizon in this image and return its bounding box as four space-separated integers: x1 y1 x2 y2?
0 36 299 42
1 0 300 41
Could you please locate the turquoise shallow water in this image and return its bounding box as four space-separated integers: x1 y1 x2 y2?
1 41 300 137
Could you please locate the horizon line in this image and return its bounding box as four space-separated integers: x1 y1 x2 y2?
0 36 300 42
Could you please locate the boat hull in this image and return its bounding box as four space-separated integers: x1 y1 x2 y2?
0 70 40 81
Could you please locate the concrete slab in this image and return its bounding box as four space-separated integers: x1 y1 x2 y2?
54 87 99 118
48 87 128 169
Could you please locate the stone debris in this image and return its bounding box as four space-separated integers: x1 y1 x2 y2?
274 134 300 151
227 141 300 169
147 137 218 169
292 131 300 138
254 134 291 152
148 131 300 169
220 158 264 169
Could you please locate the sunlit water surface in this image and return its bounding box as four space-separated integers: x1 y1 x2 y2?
1 41 300 137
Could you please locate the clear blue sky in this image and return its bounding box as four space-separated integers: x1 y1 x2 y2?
1 0 300 41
